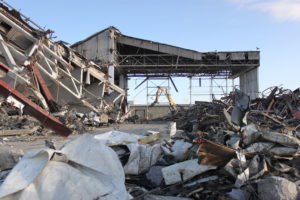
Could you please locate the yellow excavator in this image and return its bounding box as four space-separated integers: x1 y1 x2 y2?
150 86 178 113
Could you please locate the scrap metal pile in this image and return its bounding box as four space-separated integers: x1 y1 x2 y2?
0 1 125 136
161 86 300 131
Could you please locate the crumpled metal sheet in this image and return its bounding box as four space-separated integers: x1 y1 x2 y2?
195 138 236 167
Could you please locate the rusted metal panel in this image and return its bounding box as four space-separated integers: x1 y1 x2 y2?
31 64 54 102
195 138 236 167
0 80 71 136
292 111 300 119
0 62 10 72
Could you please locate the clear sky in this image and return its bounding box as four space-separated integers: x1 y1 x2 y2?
6 0 300 104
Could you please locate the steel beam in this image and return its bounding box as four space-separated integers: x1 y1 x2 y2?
0 80 71 136
30 63 59 112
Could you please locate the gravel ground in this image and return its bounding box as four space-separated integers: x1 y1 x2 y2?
0 122 170 153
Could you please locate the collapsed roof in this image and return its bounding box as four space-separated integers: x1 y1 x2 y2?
0 2 125 130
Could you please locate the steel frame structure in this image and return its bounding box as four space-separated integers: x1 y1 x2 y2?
0 2 125 120
118 53 259 78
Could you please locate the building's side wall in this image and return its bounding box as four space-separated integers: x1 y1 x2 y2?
72 30 112 63
72 29 117 84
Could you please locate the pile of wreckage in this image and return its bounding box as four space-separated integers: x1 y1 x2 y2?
0 86 299 200
0 1 126 137
0 1 300 199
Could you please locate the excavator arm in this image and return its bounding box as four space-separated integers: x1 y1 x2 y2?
150 87 177 112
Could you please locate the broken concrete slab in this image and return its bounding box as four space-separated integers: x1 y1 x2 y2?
124 143 162 175
144 195 193 200
226 136 240 149
0 149 23 171
241 124 261 145
145 166 164 187
269 147 298 156
235 155 268 187
161 159 216 185
258 176 298 200
245 142 274 154
162 139 193 162
261 131 300 147
94 130 144 146
227 189 250 200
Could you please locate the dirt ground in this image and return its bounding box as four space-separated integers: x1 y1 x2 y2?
0 122 170 153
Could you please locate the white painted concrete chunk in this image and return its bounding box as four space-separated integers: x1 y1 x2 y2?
161 159 216 185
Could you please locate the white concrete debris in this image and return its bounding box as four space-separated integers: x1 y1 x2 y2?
168 122 177 137
162 139 193 162
124 143 162 175
6 96 24 114
94 130 162 175
94 130 144 146
241 123 259 145
161 159 216 185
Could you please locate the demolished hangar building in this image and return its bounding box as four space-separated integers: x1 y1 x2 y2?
0 1 259 134
72 26 260 100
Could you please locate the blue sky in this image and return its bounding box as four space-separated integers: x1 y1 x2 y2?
6 0 300 104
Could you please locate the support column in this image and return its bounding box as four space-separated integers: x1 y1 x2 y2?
108 64 115 84
119 74 127 90
146 79 149 120
210 77 213 101
119 74 128 113
189 76 192 105
107 27 117 84
239 67 259 99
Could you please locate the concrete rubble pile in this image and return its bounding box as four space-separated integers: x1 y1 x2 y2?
0 1 126 137
0 87 299 199
160 86 300 132
121 86 299 199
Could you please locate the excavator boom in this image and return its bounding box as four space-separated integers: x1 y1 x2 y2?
150 87 177 112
